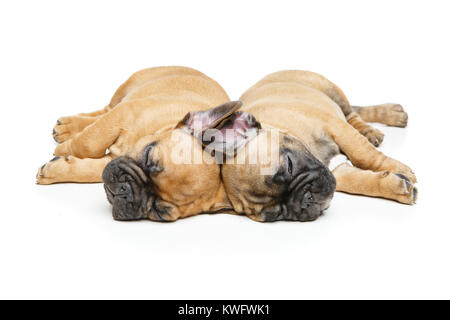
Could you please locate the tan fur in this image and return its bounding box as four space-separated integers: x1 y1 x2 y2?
332 164 416 204
52 66 227 143
241 70 386 146
37 67 417 222
234 70 417 206
37 66 234 219
353 103 408 127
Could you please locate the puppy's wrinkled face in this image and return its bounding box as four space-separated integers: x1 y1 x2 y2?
222 134 336 222
103 131 221 221
102 101 260 221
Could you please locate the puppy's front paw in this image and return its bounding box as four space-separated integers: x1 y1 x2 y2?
382 158 417 184
393 165 416 185
379 172 418 204
36 156 72 185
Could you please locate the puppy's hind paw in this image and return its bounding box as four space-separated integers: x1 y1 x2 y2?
379 104 408 128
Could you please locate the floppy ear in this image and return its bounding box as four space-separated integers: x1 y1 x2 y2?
176 101 261 159
176 101 243 133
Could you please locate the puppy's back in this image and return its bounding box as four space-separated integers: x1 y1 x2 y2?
122 74 229 107
240 70 346 121
112 66 229 107
241 70 347 107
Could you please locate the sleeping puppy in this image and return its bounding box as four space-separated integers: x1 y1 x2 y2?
37 67 416 222
36 66 259 221
221 70 416 222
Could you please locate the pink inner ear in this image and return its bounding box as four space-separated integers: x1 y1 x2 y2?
216 112 256 141
185 111 217 130
203 111 261 157
182 101 242 131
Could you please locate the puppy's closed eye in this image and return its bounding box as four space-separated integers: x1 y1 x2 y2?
143 142 163 174
287 155 293 176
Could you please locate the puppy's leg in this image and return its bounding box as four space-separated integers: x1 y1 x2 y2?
52 68 150 141
332 163 417 204
344 111 384 147
52 105 113 143
51 65 151 143
51 67 155 142
352 104 408 127
306 74 385 147
327 119 417 183
52 67 201 141
54 109 122 158
78 107 112 117
53 115 99 143
36 155 112 184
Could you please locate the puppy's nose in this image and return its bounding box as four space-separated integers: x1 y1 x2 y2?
301 191 314 209
299 189 333 221
104 182 134 206
109 182 133 198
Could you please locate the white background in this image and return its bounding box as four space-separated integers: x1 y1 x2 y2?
0 0 449 299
